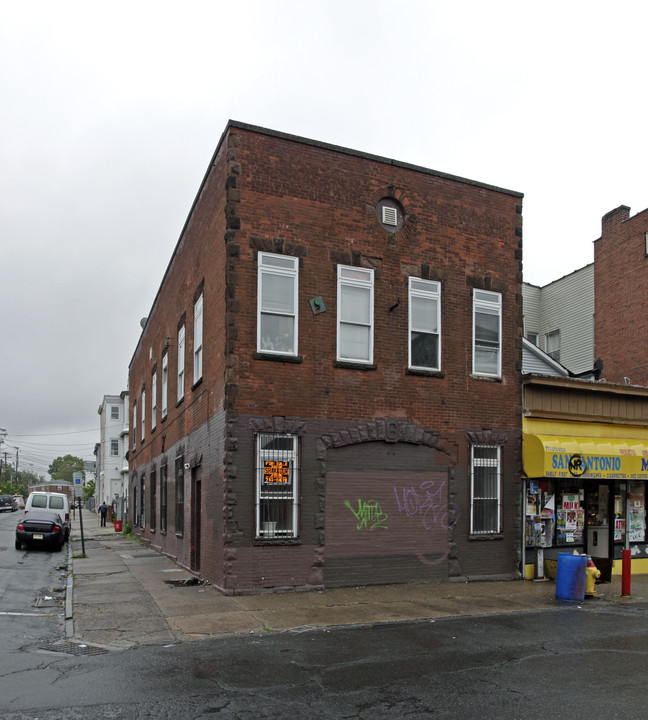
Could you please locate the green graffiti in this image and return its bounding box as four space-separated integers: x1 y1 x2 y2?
344 499 389 531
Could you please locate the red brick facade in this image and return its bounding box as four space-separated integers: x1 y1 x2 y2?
595 205 648 386
128 122 524 593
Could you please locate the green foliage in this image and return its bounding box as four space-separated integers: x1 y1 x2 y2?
0 467 41 496
48 455 84 484
83 478 96 501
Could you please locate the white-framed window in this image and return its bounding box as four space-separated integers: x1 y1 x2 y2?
161 352 168 419
194 292 204 383
132 403 137 452
526 331 538 346
257 252 298 355
110 406 119 420
470 445 501 534
409 278 441 371
255 433 299 539
473 289 502 377
151 371 157 431
110 438 119 456
141 389 146 442
337 265 374 363
177 325 185 403
545 329 560 362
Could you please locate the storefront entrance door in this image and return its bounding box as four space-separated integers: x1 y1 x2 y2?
585 484 612 582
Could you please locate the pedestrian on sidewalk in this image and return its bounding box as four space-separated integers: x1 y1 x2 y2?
99 501 108 527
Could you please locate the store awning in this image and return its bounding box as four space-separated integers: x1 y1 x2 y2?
523 434 648 481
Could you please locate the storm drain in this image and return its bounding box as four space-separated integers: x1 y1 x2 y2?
40 642 111 656
35 595 64 608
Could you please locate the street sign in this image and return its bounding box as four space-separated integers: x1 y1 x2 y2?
72 471 83 498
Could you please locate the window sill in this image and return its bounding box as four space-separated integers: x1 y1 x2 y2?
470 374 503 383
335 361 377 371
191 377 203 392
469 533 504 541
175 397 184 409
254 352 303 364
253 537 302 546
406 368 445 378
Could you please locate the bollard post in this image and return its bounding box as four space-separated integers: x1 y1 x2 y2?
621 548 631 597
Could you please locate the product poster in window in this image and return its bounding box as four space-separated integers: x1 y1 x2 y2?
628 482 645 542
263 460 292 486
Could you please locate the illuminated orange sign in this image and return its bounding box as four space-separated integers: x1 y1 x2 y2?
264 461 290 484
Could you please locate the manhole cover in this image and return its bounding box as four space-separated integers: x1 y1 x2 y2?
40 643 110 656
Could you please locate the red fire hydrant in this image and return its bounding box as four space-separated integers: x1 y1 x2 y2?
585 557 601 596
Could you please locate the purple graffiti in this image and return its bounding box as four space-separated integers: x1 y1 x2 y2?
394 480 457 530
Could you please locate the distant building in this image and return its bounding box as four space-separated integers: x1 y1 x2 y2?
97 392 129 516
128 121 524 593
522 264 594 376
595 205 648 386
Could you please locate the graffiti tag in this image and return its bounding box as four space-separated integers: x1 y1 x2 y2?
394 480 457 530
344 499 389 531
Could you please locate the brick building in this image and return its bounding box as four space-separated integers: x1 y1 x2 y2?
595 205 648 386
128 121 524 593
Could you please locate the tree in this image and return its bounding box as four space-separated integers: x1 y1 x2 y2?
83 478 96 501
48 455 84 484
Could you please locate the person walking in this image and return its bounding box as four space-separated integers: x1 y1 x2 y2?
99 501 108 527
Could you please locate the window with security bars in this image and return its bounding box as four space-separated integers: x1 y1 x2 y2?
139 474 145 529
255 434 299 539
175 456 184 536
160 464 167 532
471 445 501 534
150 467 156 531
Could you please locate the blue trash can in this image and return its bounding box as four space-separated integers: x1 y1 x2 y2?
556 552 587 602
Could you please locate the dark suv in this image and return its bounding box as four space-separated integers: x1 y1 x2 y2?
0 495 14 512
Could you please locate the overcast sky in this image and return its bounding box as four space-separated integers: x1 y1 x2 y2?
1 0 646 477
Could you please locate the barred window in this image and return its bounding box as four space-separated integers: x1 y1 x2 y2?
255 434 299 539
175 455 184 536
160 464 167 532
150 467 156 532
471 445 501 534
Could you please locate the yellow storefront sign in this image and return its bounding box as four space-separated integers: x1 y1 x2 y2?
523 435 648 480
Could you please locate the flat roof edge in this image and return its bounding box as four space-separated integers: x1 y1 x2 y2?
228 120 524 199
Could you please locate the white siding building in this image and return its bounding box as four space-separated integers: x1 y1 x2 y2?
97 391 129 517
523 264 594 376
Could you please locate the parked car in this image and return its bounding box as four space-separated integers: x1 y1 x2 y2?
13 495 24 510
0 495 15 512
24 492 71 540
15 510 66 551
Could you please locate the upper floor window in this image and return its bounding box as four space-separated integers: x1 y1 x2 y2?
110 438 119 456
110 406 119 420
151 370 157 431
132 403 137 452
545 329 560 362
526 331 538 346
177 325 185 403
141 389 146 442
194 293 204 383
473 290 501 377
257 253 298 355
161 352 168 419
470 445 501 534
337 265 374 363
409 278 441 371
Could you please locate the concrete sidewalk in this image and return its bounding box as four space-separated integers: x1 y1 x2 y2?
67 509 648 650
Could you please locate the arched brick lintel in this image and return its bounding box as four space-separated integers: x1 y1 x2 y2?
316 418 458 464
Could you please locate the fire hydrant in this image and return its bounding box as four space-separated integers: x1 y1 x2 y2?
585 557 601 596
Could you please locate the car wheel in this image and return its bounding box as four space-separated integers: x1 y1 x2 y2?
15 539 21 550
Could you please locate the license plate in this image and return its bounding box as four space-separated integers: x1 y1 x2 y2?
33 534 44 540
